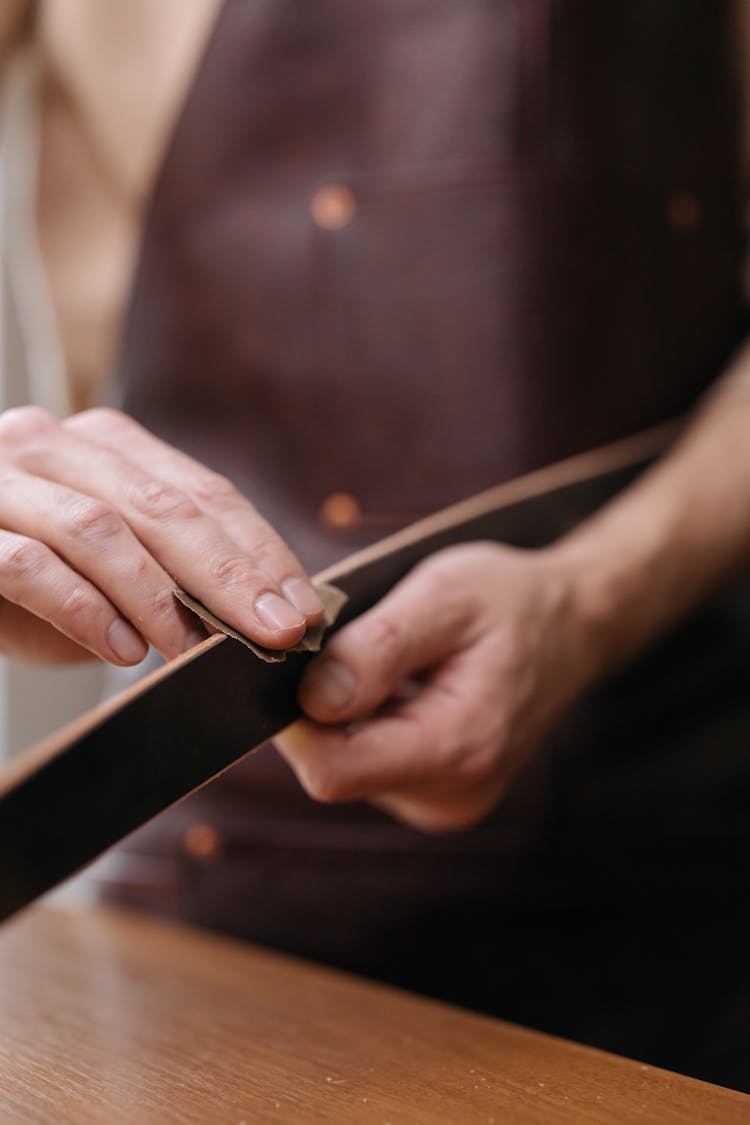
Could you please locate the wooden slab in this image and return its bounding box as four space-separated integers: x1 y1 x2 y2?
0 906 745 1123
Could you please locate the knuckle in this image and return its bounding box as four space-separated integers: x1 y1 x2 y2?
0 406 56 444
128 554 152 584
70 407 132 436
452 745 494 788
412 553 447 588
430 727 464 774
423 804 487 834
301 766 347 804
248 534 290 572
0 536 48 580
142 586 191 652
434 710 504 784
129 479 200 522
362 613 405 672
65 498 122 541
148 586 182 624
58 584 96 629
423 715 487 785
190 471 240 507
206 553 253 591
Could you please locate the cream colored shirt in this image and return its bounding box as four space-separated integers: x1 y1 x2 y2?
1 0 221 413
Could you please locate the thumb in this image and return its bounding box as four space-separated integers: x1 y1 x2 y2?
298 561 475 722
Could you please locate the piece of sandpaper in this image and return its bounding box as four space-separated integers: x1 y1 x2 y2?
174 583 349 662
0 422 677 925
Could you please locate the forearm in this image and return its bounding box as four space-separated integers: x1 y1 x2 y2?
550 339 750 679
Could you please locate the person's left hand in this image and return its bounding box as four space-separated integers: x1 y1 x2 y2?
274 542 600 832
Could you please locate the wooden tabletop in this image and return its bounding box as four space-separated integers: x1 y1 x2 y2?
0 906 746 1124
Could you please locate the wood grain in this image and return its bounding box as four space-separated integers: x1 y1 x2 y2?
0 906 746 1123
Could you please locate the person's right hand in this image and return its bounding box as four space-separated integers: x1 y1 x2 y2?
0 406 323 666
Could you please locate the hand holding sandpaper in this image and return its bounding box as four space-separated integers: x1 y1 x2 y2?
0 406 324 665
0 425 664 924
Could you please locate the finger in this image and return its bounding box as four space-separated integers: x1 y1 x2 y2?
279 663 510 831
0 600 94 664
65 410 324 621
298 561 475 722
20 415 306 649
0 531 148 665
0 468 206 659
276 677 462 803
371 780 504 834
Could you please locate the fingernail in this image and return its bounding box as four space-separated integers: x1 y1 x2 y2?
255 592 306 632
107 619 147 664
282 577 324 618
303 658 357 713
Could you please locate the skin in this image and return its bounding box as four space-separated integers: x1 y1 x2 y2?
0 405 324 666
278 541 594 833
275 342 750 831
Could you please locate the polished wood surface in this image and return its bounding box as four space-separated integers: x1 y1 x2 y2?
0 906 746 1123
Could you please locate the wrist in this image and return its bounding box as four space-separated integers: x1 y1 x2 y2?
544 491 685 683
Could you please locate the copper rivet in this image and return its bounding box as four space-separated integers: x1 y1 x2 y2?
319 492 362 530
310 184 357 230
667 192 701 232
183 822 223 861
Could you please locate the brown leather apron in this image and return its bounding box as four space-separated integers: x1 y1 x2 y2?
104 0 750 1088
